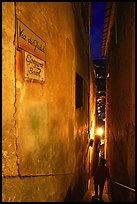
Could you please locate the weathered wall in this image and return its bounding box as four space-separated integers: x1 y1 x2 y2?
2 2 18 177
106 2 135 202
2 2 96 202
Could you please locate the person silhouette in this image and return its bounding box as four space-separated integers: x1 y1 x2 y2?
93 157 110 201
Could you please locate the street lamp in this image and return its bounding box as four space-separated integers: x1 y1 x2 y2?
96 127 104 136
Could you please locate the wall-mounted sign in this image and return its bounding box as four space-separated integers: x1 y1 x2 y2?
17 18 46 61
24 51 45 82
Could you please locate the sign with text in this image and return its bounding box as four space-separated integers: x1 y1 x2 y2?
24 51 45 82
17 18 46 61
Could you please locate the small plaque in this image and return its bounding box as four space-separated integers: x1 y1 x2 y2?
24 51 45 82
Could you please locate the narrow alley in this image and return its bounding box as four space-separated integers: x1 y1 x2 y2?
2 2 135 202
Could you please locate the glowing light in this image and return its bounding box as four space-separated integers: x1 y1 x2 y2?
97 127 104 136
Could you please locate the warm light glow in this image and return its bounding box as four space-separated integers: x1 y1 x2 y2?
90 120 95 140
89 146 92 150
97 127 104 136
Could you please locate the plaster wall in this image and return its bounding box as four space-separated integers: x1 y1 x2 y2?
2 2 96 202
2 2 18 177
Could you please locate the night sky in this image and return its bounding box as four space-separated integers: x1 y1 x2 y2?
90 2 106 60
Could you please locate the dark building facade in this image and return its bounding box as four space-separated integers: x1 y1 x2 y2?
94 59 106 92
102 2 135 202
93 59 106 127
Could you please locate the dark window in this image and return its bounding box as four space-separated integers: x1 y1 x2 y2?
76 72 83 109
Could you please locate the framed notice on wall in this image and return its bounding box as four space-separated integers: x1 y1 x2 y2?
24 51 45 82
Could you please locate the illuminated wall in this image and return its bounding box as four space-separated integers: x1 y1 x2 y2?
2 2 96 202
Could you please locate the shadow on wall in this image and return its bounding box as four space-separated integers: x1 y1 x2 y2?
109 181 135 202
64 171 88 202
109 130 134 202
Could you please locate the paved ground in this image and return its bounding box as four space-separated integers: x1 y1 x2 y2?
81 177 111 202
